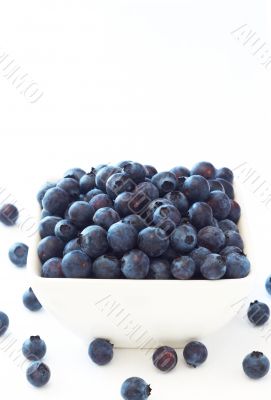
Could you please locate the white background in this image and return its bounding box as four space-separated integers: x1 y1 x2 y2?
0 0 271 398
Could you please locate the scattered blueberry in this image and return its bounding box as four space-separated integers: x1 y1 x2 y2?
242 351 270 379
183 341 208 367
247 301 270 326
121 377 151 400
26 362 51 387
22 336 47 361
88 338 113 366
23 288 42 311
0 311 9 336
0 203 19 226
8 242 28 267
152 346 178 372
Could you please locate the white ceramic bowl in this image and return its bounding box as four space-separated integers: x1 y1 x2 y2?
28 184 253 348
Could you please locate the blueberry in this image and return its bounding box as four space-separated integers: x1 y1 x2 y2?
8 242 28 267
189 247 211 274
22 336 47 361
147 198 172 215
134 181 159 201
79 225 108 258
54 219 78 242
57 177 80 200
116 160 133 168
36 182 56 207
26 362 51 387
37 236 65 264
182 175 210 203
200 253 226 279
84 188 104 201
42 257 64 278
215 167 234 183
114 192 135 217
93 207 120 230
153 204 181 230
170 224 197 253
68 201 94 228
63 237 81 255
171 256 196 279
265 275 271 295
170 165 190 179
188 202 213 230
242 351 270 379
138 227 169 257
0 311 9 336
208 179 225 192
218 219 239 233
191 161 216 179
227 200 241 223
121 249 150 279
152 346 178 372
121 377 151 400
88 338 113 366
108 221 138 255
225 252 250 278
23 288 42 311
216 178 234 199
144 165 158 179
93 255 121 278
148 258 172 279
64 167 85 181
42 187 70 217
197 226 225 252
62 250 92 278
247 301 270 326
164 191 189 214
0 204 19 226
39 216 62 238
224 230 244 250
122 162 146 183
151 171 177 195
89 193 113 211
207 191 231 220
123 214 146 232
220 246 243 257
79 171 96 194
95 165 121 191
183 341 208 367
106 173 136 199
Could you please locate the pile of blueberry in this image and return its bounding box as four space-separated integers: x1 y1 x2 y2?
37 161 250 280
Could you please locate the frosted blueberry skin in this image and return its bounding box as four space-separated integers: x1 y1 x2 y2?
26 362 51 387
88 338 113 366
121 377 151 400
247 301 270 326
183 341 208 368
152 346 178 372
0 311 9 336
242 351 270 379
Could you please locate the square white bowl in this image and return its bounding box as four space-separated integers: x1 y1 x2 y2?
28 184 253 348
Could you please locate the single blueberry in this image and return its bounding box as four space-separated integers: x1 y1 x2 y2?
8 242 28 267
37 236 65 264
95 165 121 191
227 200 241 223
0 311 9 336
182 175 210 203
170 165 190 179
208 179 225 192
108 221 138 255
225 252 250 278
42 257 64 278
84 188 104 202
62 250 92 278
188 202 214 230
242 351 270 379
121 249 150 279
220 246 243 257
123 214 147 232
190 161 216 179
0 203 19 226
224 230 244 250
164 191 189 214
89 193 113 211
151 171 177 195
93 255 121 278
134 181 159 202
36 182 55 207
114 192 136 217
22 336 47 361
80 225 108 258
79 171 96 194
200 253 226 280
93 207 120 230
26 362 51 387
207 190 231 220
197 226 225 253
39 216 62 238
152 346 178 372
215 167 234 183
64 167 86 181
121 377 151 400
144 164 158 179
218 219 239 233
247 301 270 326
171 256 196 279
216 178 234 199
63 237 81 255
42 187 70 217
122 161 146 183
23 288 42 311
57 177 80 200
170 224 197 253
153 204 181 233
68 201 94 228
88 338 113 366
148 258 172 279
183 341 208 367
54 219 78 242
189 247 211 275
138 227 169 257
106 173 136 199
265 275 271 295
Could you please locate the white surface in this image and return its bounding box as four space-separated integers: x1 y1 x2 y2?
0 0 271 398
